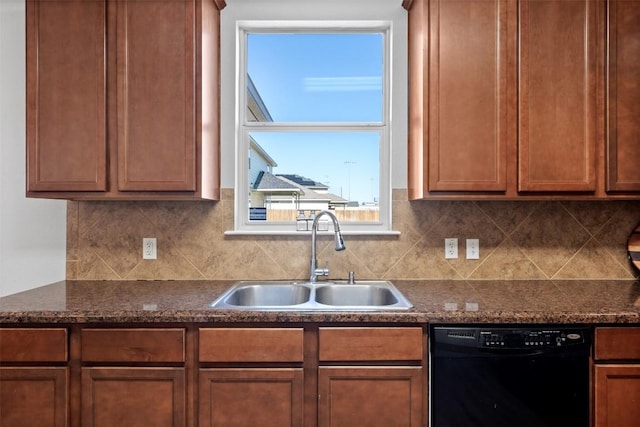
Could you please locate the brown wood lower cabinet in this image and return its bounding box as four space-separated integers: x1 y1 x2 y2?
199 368 304 427
318 327 425 427
594 327 640 427
0 367 68 427
82 367 185 427
0 324 427 427
81 328 187 427
318 366 423 427
198 328 305 427
0 328 68 427
594 365 640 427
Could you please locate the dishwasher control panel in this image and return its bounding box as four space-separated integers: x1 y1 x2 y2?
434 326 590 350
480 329 587 349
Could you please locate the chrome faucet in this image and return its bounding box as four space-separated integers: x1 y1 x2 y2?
309 210 346 283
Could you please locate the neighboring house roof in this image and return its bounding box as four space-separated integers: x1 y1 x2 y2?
253 172 347 205
253 171 301 192
276 175 347 205
247 75 273 122
277 174 329 190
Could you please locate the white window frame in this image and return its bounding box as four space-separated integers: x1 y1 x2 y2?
233 20 393 235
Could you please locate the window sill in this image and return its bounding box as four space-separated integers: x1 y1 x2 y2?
224 230 401 237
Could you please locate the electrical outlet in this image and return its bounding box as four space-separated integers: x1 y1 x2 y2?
143 238 157 260
445 238 458 259
466 238 479 259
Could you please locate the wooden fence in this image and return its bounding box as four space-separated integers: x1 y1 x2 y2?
266 209 379 222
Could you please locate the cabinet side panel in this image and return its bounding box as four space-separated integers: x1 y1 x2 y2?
606 0 640 192
26 0 107 192
198 0 221 200
407 0 427 199
428 0 508 192
518 0 597 192
117 0 196 191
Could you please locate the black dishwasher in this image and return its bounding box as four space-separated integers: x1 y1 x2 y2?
430 325 591 427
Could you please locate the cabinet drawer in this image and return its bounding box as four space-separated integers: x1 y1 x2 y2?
199 328 304 362
595 327 640 360
319 327 423 361
81 328 185 363
0 328 67 362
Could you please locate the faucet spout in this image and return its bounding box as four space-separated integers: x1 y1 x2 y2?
310 210 346 283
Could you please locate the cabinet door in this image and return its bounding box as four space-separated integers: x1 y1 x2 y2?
81 328 185 363
82 367 185 427
427 0 511 192
318 366 423 427
199 368 304 427
518 0 598 192
606 0 640 192
595 327 640 360
199 328 304 362
594 365 640 427
116 0 196 191
0 367 68 427
26 0 107 192
319 327 423 362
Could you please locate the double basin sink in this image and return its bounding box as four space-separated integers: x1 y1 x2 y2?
210 280 413 311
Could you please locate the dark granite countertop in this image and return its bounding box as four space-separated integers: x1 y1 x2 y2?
0 280 639 325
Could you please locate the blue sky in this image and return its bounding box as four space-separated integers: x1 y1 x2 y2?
247 32 383 203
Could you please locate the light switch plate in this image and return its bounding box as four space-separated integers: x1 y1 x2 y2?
466 239 479 259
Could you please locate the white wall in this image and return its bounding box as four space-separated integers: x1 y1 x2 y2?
0 0 66 296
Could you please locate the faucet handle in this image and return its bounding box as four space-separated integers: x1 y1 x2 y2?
314 262 329 278
348 271 355 284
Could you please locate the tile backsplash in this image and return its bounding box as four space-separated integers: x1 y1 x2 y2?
66 189 640 281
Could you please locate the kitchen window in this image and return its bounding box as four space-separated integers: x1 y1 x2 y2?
233 21 393 234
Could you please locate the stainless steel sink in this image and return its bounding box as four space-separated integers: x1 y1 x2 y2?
224 283 311 307
210 280 412 311
314 284 399 306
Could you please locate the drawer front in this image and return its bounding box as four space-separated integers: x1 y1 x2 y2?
0 328 67 363
199 328 304 362
319 327 424 361
595 327 640 360
81 328 185 363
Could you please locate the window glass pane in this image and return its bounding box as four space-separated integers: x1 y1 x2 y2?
247 33 383 123
248 132 380 223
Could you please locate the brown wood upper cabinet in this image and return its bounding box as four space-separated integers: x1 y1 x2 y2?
406 0 640 199
26 0 223 200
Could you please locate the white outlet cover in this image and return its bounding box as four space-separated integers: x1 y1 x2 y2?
143 237 157 260
445 238 458 259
